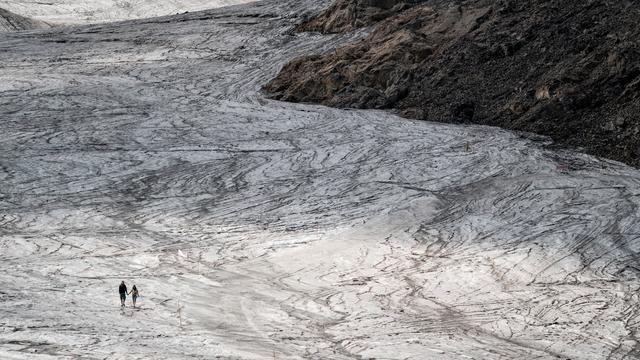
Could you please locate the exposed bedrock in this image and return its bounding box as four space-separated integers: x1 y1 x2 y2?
265 0 640 167
295 0 424 33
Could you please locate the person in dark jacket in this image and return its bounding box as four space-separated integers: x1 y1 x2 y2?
119 281 127 307
128 285 139 308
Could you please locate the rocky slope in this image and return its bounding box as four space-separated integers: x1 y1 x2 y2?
0 7 50 31
265 0 640 166
295 0 416 33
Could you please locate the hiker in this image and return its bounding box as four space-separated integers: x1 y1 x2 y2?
119 281 128 307
128 285 139 308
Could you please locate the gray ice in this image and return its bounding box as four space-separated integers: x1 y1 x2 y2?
1 0 640 359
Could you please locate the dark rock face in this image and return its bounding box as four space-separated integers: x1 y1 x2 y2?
265 0 640 167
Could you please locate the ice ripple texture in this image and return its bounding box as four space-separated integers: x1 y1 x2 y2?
1 1 640 359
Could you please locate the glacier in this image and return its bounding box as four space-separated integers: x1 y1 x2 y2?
0 0 254 25
1 0 640 359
